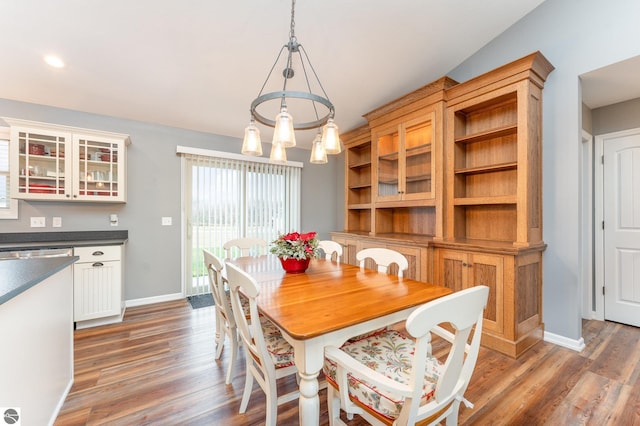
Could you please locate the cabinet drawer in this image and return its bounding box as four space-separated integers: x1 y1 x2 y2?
74 245 121 263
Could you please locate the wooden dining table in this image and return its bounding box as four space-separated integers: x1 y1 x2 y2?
227 255 452 426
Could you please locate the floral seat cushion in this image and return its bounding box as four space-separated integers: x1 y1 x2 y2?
224 289 261 319
261 316 295 369
323 329 444 421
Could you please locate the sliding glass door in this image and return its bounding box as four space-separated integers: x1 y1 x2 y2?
181 150 301 296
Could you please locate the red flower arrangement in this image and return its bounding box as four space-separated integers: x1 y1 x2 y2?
269 231 320 260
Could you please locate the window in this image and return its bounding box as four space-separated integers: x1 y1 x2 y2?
0 128 18 219
179 146 302 296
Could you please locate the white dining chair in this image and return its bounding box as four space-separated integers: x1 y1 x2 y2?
356 247 409 278
223 237 267 258
317 240 343 263
203 249 239 385
324 285 489 426
225 261 300 426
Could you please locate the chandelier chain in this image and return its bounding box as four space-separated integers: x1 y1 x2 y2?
289 0 296 41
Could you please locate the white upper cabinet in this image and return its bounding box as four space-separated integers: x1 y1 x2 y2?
4 118 130 202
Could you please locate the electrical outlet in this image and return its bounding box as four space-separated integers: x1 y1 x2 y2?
161 216 172 226
52 217 62 228
30 217 46 227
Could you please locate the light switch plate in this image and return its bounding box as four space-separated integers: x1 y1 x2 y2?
30 217 46 227
52 217 62 228
161 216 172 226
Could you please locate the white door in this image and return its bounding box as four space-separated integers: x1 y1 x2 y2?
604 133 640 325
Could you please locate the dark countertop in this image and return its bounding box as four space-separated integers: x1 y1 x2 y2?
0 230 128 251
0 256 79 305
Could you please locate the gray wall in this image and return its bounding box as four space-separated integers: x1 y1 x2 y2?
447 0 640 341
593 97 640 134
0 98 344 301
7 0 639 342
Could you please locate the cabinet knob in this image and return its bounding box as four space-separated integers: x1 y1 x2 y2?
92 262 104 267
66 194 71 198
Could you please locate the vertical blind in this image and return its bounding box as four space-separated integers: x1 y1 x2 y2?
180 149 301 296
0 126 18 219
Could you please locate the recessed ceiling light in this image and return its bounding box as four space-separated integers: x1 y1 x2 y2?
44 55 65 68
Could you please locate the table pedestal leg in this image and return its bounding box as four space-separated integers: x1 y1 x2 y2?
298 370 320 426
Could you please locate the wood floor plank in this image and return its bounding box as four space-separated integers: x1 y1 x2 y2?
54 300 640 425
545 371 632 425
590 324 640 385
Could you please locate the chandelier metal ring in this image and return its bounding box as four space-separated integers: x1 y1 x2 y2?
250 90 335 131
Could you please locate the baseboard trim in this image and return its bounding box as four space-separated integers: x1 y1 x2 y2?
544 331 586 352
125 292 184 308
50 377 73 426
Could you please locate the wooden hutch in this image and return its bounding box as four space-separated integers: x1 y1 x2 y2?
331 51 554 358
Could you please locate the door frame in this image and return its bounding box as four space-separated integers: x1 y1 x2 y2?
593 127 640 321
581 130 597 319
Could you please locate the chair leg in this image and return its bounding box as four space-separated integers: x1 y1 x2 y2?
214 312 224 360
225 327 238 385
239 360 254 414
265 376 278 426
445 400 461 425
327 386 342 426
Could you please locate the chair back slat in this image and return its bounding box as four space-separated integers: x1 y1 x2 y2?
203 249 234 326
223 238 268 258
356 247 409 277
318 240 343 263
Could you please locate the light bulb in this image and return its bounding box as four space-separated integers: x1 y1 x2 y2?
309 133 327 164
322 118 341 154
241 119 263 156
272 107 296 148
269 141 287 163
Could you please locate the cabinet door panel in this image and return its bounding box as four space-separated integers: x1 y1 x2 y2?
403 116 434 200
469 253 504 334
74 134 127 202
439 250 467 292
11 127 72 200
73 261 121 321
376 127 400 201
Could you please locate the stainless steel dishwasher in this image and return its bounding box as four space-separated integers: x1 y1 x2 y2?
0 247 74 260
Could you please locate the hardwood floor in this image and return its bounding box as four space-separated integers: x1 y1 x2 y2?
55 300 640 425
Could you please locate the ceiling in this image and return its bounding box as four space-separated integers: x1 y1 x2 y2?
0 0 563 150
581 55 640 109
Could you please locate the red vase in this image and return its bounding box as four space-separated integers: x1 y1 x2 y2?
279 257 310 273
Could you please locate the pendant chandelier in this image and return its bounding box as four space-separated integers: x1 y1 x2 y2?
241 0 341 164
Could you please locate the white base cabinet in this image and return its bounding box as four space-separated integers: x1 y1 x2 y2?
0 265 74 426
73 245 125 328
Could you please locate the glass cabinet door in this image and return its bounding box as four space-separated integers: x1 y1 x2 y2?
375 113 435 202
15 129 70 199
75 135 123 201
403 118 433 199
376 128 400 200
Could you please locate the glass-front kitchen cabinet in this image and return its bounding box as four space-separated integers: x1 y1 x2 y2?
4 118 130 202
374 113 435 202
